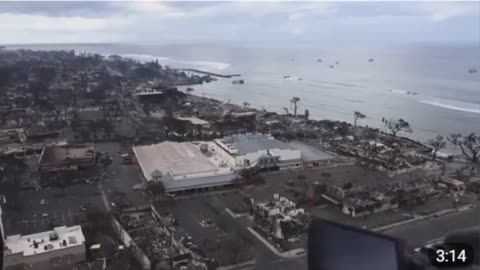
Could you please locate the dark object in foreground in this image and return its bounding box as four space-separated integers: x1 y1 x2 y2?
308 219 406 270
308 219 478 270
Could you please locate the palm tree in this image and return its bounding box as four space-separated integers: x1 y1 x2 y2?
353 111 366 127
290 97 300 117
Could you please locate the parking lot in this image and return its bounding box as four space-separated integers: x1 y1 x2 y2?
155 194 255 266
95 142 146 207
263 163 419 189
2 183 104 235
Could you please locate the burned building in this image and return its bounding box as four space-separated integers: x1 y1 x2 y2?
251 194 309 242
341 188 399 217
467 178 480 194
38 144 96 173
324 178 440 217
438 176 466 196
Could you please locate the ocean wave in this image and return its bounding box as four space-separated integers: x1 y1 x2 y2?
116 53 169 62
390 89 408 94
389 89 419 96
420 100 480 114
174 60 231 71
115 53 230 71
344 98 364 103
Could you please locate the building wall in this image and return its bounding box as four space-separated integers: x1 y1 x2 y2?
4 244 85 270
211 142 237 168
0 206 4 242
342 201 399 218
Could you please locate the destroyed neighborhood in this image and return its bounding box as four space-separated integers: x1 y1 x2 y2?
1 48 479 270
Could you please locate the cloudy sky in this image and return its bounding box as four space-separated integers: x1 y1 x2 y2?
1 1 479 46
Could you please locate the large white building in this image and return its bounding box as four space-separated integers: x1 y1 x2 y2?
133 141 238 193
4 225 86 270
133 134 335 193
214 134 303 170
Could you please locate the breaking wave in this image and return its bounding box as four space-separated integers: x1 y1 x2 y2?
115 53 230 71
174 60 231 71
389 89 408 94
420 100 480 114
116 53 169 62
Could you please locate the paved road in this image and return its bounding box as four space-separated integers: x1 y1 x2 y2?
384 206 480 247
254 206 480 270
2 183 104 235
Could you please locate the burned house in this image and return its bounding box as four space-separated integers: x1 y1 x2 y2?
438 176 466 196
38 144 96 173
390 179 440 206
251 194 309 242
25 125 61 143
341 188 399 217
324 178 440 217
114 207 210 270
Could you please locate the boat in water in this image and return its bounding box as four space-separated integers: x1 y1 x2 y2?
468 68 477 74
232 79 245 85
283 75 291 79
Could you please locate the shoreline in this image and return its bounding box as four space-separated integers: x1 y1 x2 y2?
178 84 435 152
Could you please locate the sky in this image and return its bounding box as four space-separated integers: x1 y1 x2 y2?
1 1 479 46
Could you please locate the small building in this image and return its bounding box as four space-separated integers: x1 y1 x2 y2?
74 107 105 123
251 194 309 241
174 115 210 137
38 144 96 173
4 225 86 270
341 191 399 218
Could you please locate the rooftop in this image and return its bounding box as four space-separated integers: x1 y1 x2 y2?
284 141 335 161
5 225 85 257
133 141 233 180
217 134 291 155
39 144 95 165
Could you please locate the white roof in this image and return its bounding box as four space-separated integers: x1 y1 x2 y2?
5 225 85 257
133 141 231 180
242 148 301 164
175 116 209 125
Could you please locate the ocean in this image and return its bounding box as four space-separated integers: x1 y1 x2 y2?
7 43 480 145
